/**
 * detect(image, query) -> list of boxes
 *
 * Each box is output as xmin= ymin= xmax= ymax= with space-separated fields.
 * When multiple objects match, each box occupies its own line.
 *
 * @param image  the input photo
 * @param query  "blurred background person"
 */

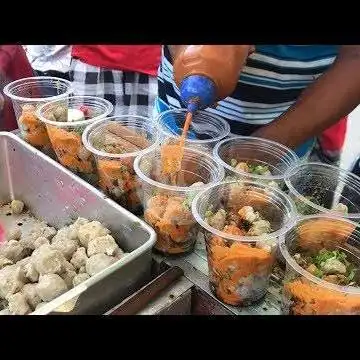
xmin=70 ymin=45 xmax=161 ymax=118
xmin=0 ymin=45 xmax=34 ymax=131
xmin=25 ymin=45 xmax=71 ymax=81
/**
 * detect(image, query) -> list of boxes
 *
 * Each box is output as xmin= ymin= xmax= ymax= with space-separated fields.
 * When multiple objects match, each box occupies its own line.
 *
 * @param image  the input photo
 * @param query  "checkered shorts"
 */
xmin=69 ymin=58 xmax=158 ymax=118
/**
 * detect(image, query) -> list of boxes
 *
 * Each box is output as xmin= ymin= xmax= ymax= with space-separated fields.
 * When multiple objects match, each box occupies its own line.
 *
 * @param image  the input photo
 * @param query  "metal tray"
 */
xmin=0 ymin=132 xmax=156 ymax=315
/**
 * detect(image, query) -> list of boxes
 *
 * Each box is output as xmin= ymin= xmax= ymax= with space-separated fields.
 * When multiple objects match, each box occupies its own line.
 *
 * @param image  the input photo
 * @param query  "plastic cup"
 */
xmin=285 ymin=162 xmax=360 ymax=220
xmin=279 ymin=215 xmax=360 ymax=315
xmin=134 ymin=146 xmax=225 ymax=255
xmin=192 ymin=180 xmax=296 ymax=306
xmin=82 ymin=115 xmax=159 ymax=215
xmin=213 ymin=136 xmax=299 ymax=188
xmin=156 ymin=109 xmax=230 ymax=152
xmin=3 ymin=77 xmax=72 ymax=152
xmin=36 ymin=96 xmax=113 ymax=183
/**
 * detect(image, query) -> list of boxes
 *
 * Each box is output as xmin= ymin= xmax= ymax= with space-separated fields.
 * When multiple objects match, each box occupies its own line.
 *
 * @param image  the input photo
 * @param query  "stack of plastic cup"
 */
xmin=82 ymin=115 xmax=159 ymax=215
xmin=3 ymin=76 xmax=72 ymax=153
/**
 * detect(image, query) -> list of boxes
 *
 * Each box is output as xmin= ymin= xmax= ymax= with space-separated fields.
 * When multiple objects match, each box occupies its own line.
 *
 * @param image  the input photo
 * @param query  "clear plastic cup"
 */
xmin=285 ymin=162 xmax=360 ymax=220
xmin=3 ymin=77 xmax=72 ymax=152
xmin=279 ymin=215 xmax=360 ymax=315
xmin=156 ymin=109 xmax=230 ymax=152
xmin=36 ymin=96 xmax=113 ymax=182
xmin=213 ymin=136 xmax=299 ymax=188
xmin=192 ymin=180 xmax=296 ymax=306
xmin=134 ymin=146 xmax=225 ymax=255
xmin=82 ymin=115 xmax=159 ymax=215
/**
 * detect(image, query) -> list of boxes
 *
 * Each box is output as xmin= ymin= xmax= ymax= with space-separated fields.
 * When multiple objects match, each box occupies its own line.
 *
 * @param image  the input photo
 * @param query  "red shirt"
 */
xmin=0 ymin=46 xmax=34 ymax=131
xmin=72 ymin=45 xmax=161 ymax=77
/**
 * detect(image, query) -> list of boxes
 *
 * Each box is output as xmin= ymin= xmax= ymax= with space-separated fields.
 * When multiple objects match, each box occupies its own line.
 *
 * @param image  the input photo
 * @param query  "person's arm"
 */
xmin=252 ymin=46 xmax=360 ymax=149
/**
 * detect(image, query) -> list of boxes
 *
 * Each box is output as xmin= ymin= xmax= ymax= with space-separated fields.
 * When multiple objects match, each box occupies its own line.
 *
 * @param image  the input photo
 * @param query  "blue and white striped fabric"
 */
xmin=156 ymin=45 xmax=339 ymax=157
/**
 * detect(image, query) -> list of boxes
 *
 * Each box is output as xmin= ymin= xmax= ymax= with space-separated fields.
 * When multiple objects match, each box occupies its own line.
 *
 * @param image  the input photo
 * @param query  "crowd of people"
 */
xmin=0 ymin=44 xmax=358 ymax=173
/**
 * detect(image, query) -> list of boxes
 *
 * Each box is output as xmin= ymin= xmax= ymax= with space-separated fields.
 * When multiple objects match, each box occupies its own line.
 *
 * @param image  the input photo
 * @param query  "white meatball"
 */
xmin=238 ymin=206 xmax=259 ymax=224
xmin=0 ymin=265 xmax=26 ymax=299
xmin=70 ymin=247 xmax=88 ymax=270
xmin=72 ymin=273 xmax=90 ymax=287
xmin=36 ymin=274 xmax=68 ymax=302
xmin=61 ymin=269 xmax=77 ymax=288
xmin=0 ymin=240 xmax=27 ymax=262
xmin=7 ymin=227 xmax=21 ymax=241
xmin=0 ymin=255 xmax=12 ymax=270
xmin=23 ymin=262 xmax=39 ymax=283
xmin=78 ymin=266 xmax=86 ymax=274
xmin=69 ymin=217 xmax=89 ymax=237
xmin=32 ymin=246 xmax=66 ymax=275
xmin=21 ymin=283 xmax=41 ymax=310
xmin=10 ymin=200 xmax=24 ymax=215
xmin=85 ymin=254 xmax=116 ymax=276
xmin=51 ymin=237 xmax=78 ymax=261
xmin=248 ymin=219 xmax=272 ymax=236
xmin=8 ymin=292 xmax=31 ymax=315
xmin=87 ymin=235 xmax=119 ymax=257
xmin=33 ymin=236 xmax=50 ymax=249
xmin=78 ymin=221 xmax=110 ymax=248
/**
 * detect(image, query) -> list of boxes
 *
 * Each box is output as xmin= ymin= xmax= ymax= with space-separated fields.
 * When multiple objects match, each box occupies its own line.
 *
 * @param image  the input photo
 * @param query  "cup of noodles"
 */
xmin=134 ymin=146 xmax=225 ymax=255
xmin=156 ymin=108 xmax=230 ymax=153
xmin=192 ymin=180 xmax=296 ymax=306
xmin=36 ymin=96 xmax=113 ymax=183
xmin=279 ymin=215 xmax=360 ymax=315
xmin=3 ymin=77 xmax=72 ymax=152
xmin=284 ymin=162 xmax=360 ymax=220
xmin=82 ymin=115 xmax=159 ymax=215
xmin=213 ymin=136 xmax=299 ymax=188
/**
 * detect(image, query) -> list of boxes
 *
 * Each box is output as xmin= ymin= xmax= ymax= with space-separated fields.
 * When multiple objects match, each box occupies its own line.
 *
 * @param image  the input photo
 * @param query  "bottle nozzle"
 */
xmin=179 ymin=75 xmax=216 ymax=112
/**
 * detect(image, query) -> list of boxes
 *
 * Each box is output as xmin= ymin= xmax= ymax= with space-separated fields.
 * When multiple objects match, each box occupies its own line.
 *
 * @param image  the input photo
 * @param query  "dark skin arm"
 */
xmin=252 ymin=45 xmax=360 ymax=149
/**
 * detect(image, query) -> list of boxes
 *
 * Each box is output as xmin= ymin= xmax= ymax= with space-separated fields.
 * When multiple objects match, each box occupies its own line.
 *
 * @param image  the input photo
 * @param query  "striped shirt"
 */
xmin=156 ymin=45 xmax=340 ymax=157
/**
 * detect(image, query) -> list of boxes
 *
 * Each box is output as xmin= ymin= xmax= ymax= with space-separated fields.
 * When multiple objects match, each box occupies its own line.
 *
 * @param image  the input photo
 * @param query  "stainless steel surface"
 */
xmin=0 ymin=132 xmax=156 ymax=315
xmin=107 ymin=266 xmax=184 ymax=315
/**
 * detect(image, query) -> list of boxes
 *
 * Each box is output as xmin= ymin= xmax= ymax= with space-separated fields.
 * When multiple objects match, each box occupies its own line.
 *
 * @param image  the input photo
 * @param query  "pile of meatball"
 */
xmin=0 ymin=200 xmax=127 ymax=315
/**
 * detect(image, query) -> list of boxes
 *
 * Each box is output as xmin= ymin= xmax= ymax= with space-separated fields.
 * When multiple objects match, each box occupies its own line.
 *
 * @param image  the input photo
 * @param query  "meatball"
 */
xmin=70 ymin=247 xmax=88 ymax=270
xmin=23 ymin=262 xmax=39 ymax=283
xmin=72 ymin=273 xmax=90 ymax=287
xmin=0 ymin=255 xmax=13 ymax=270
xmin=8 ymin=292 xmax=31 ymax=315
xmin=51 ymin=236 xmax=78 ymax=261
xmin=77 ymin=221 xmax=110 ymax=248
xmin=21 ymin=283 xmax=41 ymax=310
xmin=7 ymin=227 xmax=21 ymax=241
xmin=36 ymin=274 xmax=68 ymax=302
xmin=87 ymin=235 xmax=119 ymax=257
xmin=0 ymin=265 xmax=26 ymax=299
xmin=10 ymin=200 xmax=24 ymax=215
xmin=85 ymin=254 xmax=116 ymax=276
xmin=0 ymin=240 xmax=27 ymax=262
xmin=32 ymin=246 xmax=66 ymax=275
